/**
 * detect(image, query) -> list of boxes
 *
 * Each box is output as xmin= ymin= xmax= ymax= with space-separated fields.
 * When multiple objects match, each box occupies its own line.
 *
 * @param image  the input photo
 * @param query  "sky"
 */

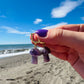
xmin=0 ymin=0 xmax=84 ymax=44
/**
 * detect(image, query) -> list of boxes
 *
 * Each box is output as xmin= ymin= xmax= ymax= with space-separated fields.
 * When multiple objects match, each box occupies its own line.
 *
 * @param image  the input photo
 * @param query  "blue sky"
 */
xmin=0 ymin=0 xmax=84 ymax=44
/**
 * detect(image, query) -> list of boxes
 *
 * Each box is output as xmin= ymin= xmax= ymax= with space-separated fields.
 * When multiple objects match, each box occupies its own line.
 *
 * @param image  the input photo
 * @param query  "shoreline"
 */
xmin=0 ymin=48 xmax=29 ymax=54
xmin=0 ymin=50 xmax=29 ymax=58
xmin=0 ymin=47 xmax=43 ymax=58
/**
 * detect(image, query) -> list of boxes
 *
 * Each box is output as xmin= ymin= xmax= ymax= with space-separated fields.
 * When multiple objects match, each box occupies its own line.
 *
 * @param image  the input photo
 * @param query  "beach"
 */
xmin=0 ymin=53 xmax=83 ymax=84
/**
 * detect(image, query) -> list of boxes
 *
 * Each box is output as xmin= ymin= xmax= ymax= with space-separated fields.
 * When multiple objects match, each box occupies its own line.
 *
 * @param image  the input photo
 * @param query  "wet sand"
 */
xmin=0 ymin=54 xmax=83 ymax=84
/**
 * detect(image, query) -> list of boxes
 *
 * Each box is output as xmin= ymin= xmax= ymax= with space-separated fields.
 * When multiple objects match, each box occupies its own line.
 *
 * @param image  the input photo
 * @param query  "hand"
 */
xmin=31 ymin=24 xmax=84 ymax=78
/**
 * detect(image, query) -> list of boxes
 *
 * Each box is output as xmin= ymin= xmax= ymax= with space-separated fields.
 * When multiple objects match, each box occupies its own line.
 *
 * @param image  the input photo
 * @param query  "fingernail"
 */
xmin=35 ymin=29 xmax=48 ymax=37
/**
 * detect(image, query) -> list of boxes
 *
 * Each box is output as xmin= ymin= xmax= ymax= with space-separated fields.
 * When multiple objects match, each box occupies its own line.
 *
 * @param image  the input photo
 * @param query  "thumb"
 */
xmin=35 ymin=29 xmax=63 ymax=45
xmin=35 ymin=29 xmax=84 ymax=52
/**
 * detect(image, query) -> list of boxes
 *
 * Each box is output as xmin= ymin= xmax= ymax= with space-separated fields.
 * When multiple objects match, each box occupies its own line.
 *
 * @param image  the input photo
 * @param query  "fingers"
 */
xmin=48 ymin=45 xmax=69 ymax=60
xmin=61 ymin=30 xmax=84 ymax=52
xmin=47 ymin=45 xmax=69 ymax=53
xmin=51 ymin=51 xmax=68 ymax=60
xmin=57 ymin=24 xmax=80 ymax=31
xmin=34 ymin=28 xmax=63 ymax=45
xmin=30 ymin=24 xmax=84 ymax=53
xmin=30 ymin=33 xmax=42 ymax=45
xmin=35 ymin=28 xmax=84 ymax=51
xmin=32 ymin=24 xmax=81 ymax=44
xmin=51 ymin=48 xmax=79 ymax=65
xmin=57 ymin=24 xmax=84 ymax=32
xmin=79 ymin=24 xmax=84 ymax=32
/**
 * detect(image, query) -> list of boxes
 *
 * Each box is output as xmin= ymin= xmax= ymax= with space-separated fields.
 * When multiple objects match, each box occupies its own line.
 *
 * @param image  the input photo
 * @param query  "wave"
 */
xmin=0 ymin=50 xmax=30 ymax=58
xmin=0 ymin=49 xmax=29 ymax=54
xmin=0 ymin=47 xmax=43 ymax=58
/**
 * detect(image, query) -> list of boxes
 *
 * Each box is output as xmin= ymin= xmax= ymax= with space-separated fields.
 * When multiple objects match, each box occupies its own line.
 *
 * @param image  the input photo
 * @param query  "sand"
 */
xmin=0 ymin=54 xmax=84 ymax=84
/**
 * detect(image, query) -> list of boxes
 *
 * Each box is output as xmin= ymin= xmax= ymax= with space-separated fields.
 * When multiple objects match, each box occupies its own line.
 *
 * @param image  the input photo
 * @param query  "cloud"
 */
xmin=1 ymin=26 xmax=30 ymax=36
xmin=42 ymin=22 xmax=68 ymax=29
xmin=0 ymin=15 xmax=6 ymax=18
xmin=81 ymin=17 xmax=84 ymax=21
xmin=51 ymin=0 xmax=84 ymax=18
xmin=34 ymin=18 xmax=43 ymax=24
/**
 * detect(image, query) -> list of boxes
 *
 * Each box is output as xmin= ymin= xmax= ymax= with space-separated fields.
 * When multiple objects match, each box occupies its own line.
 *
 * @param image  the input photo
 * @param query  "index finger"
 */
xmin=55 ymin=24 xmax=84 ymax=32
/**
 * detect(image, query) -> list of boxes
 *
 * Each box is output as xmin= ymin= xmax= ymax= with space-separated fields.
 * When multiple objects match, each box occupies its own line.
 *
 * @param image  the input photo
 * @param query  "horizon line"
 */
xmin=0 ymin=43 xmax=32 ymax=45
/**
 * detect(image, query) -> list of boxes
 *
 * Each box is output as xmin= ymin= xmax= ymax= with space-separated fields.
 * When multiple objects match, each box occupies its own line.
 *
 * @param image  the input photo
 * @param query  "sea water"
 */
xmin=0 ymin=44 xmax=34 ymax=50
xmin=0 ymin=44 xmax=34 ymax=58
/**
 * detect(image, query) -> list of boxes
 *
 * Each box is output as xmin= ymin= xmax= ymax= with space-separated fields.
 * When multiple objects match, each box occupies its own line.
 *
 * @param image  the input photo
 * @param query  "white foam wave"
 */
xmin=0 ymin=47 xmax=44 ymax=58
xmin=0 ymin=50 xmax=29 ymax=58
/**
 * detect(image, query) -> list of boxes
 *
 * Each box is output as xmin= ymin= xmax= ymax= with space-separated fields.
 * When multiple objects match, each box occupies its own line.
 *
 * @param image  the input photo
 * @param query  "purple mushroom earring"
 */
xmin=30 ymin=32 xmax=50 ymax=64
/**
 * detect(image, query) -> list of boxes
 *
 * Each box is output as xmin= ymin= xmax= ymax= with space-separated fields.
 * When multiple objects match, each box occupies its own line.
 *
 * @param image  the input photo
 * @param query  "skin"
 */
xmin=31 ymin=24 xmax=84 ymax=79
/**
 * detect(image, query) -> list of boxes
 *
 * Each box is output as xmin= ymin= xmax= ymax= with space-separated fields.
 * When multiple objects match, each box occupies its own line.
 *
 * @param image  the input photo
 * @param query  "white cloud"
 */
xmin=0 ymin=15 xmax=6 ymax=18
xmin=51 ymin=0 xmax=84 ymax=18
xmin=1 ymin=26 xmax=30 ymax=36
xmin=34 ymin=18 xmax=43 ymax=24
xmin=42 ymin=22 xmax=68 ymax=29
xmin=81 ymin=17 xmax=84 ymax=21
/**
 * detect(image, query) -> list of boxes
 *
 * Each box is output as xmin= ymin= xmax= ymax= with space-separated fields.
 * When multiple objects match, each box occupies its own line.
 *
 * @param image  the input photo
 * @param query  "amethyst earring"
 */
xmin=30 ymin=32 xmax=50 ymax=64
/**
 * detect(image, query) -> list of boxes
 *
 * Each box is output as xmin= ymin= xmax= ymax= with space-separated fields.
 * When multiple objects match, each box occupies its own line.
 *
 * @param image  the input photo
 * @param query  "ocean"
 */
xmin=0 ymin=44 xmax=34 ymax=58
xmin=0 ymin=44 xmax=34 ymax=50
